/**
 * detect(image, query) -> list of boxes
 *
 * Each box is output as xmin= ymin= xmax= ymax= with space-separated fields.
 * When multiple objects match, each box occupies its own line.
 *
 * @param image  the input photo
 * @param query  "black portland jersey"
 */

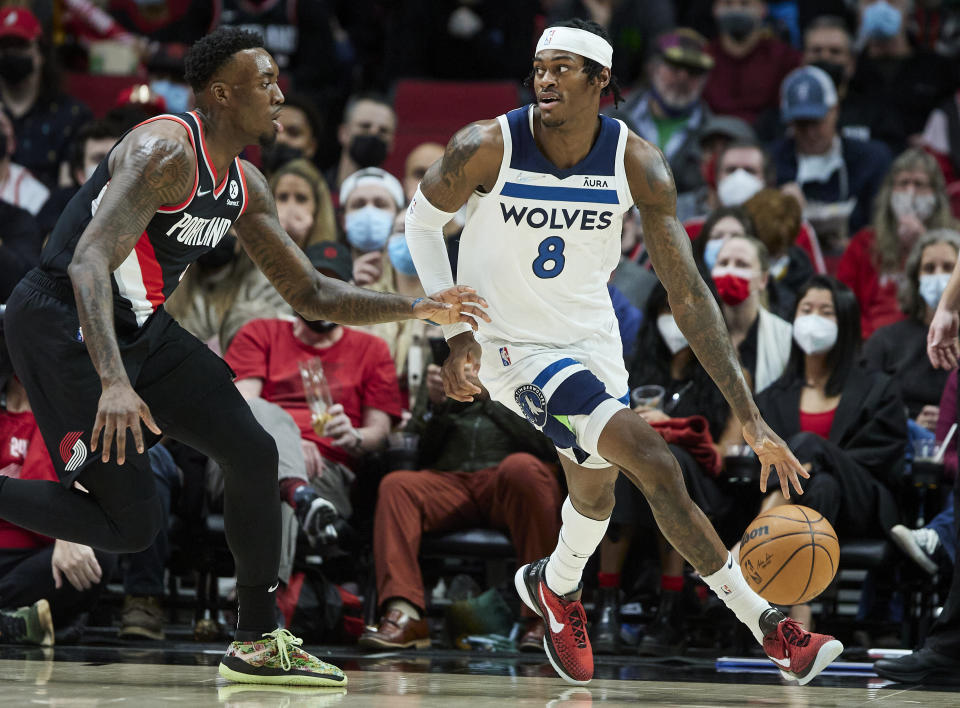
xmin=41 ymin=111 xmax=249 ymax=329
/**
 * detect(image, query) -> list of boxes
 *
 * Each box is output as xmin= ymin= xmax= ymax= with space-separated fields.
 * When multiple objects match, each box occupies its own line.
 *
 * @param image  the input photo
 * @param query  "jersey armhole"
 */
xmin=236 ymin=158 xmax=250 ymax=216
xmin=474 ymin=113 xmax=513 ymax=199
xmin=126 ymin=114 xmax=200 ymax=214
xmin=613 ymin=119 xmax=634 ymax=211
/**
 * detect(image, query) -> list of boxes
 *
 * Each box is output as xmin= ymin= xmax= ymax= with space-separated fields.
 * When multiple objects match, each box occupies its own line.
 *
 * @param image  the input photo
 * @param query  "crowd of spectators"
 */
xmin=1 ymin=0 xmax=960 ymax=660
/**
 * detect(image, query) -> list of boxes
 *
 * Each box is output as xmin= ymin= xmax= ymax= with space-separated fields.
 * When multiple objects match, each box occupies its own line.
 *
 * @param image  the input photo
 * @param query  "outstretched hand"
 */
xmin=742 ymin=418 xmax=809 ymax=499
xmin=928 ymin=306 xmax=960 ymax=370
xmin=413 ymin=286 xmax=490 ymax=330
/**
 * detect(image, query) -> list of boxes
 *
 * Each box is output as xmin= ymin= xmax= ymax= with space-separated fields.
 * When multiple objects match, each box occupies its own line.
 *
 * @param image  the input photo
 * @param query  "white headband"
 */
xmin=536 ymin=27 xmax=613 ymax=69
xmin=340 ymin=167 xmax=405 ymax=209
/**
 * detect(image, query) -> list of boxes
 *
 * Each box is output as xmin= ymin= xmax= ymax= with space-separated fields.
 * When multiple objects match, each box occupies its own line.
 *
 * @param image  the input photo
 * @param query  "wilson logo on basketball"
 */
xmin=59 ymin=431 xmax=87 ymax=472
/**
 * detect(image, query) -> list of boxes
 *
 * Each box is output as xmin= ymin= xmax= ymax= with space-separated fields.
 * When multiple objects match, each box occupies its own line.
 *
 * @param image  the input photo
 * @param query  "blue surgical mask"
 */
xmin=861 ymin=0 xmax=902 ymax=41
xmin=387 ymin=232 xmax=418 ymax=276
xmin=150 ymin=79 xmax=192 ymax=114
xmin=345 ymin=206 xmax=394 ymax=252
xmin=704 ymin=238 xmax=725 ymax=271
xmin=919 ymin=273 xmax=951 ymax=309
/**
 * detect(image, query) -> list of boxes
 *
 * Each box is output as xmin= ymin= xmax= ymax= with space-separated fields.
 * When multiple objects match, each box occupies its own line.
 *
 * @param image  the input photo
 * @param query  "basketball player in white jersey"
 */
xmin=405 ymin=19 xmax=844 ymax=686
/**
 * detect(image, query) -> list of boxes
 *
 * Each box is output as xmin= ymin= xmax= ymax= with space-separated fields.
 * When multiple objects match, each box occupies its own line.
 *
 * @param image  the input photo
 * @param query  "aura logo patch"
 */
xmin=515 ymin=384 xmax=547 ymax=428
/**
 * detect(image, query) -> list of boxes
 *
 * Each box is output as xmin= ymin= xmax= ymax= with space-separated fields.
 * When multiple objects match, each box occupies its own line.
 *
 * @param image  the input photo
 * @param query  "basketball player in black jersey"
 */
xmin=0 ymin=28 xmax=487 ymax=687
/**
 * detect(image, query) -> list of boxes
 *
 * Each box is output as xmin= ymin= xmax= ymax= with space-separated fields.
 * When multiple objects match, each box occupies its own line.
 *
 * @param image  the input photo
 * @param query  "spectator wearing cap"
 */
xmin=224 ymin=241 xmax=403 ymax=578
xmin=607 ymin=29 xmax=715 ymax=214
xmin=0 ymin=7 xmax=91 ymax=189
xmin=848 ymin=0 xmax=956 ymax=155
xmin=772 ymin=65 xmax=892 ymax=259
xmin=702 ymin=0 xmax=801 ymax=126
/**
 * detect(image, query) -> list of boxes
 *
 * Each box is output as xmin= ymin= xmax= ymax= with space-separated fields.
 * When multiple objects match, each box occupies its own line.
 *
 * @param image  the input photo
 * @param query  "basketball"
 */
xmin=739 ymin=505 xmax=839 ymax=605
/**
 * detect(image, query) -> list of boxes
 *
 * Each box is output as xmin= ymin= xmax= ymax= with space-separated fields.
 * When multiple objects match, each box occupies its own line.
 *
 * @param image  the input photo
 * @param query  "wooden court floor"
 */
xmin=0 ymin=644 xmax=958 ymax=707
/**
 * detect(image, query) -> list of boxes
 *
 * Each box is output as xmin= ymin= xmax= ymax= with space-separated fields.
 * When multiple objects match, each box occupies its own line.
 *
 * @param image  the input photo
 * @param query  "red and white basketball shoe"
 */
xmin=515 ymin=557 xmax=592 ymax=685
xmin=761 ymin=608 xmax=844 ymax=685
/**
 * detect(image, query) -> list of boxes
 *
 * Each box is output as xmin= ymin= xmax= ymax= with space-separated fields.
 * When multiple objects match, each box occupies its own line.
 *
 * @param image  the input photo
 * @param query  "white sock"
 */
xmin=386 ymin=597 xmax=421 ymax=621
xmin=545 ymin=497 xmax=609 ymax=596
xmin=701 ymin=552 xmax=773 ymax=644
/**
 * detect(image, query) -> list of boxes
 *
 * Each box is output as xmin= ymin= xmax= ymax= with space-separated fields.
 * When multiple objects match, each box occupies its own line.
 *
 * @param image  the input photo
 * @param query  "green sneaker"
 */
xmin=218 ymin=628 xmax=347 ymax=687
xmin=0 ymin=599 xmax=54 ymax=646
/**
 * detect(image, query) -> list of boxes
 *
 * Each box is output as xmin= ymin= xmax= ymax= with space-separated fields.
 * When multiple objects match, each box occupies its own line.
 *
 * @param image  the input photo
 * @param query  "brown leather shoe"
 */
xmin=518 ymin=617 xmax=545 ymax=652
xmin=359 ymin=609 xmax=430 ymax=649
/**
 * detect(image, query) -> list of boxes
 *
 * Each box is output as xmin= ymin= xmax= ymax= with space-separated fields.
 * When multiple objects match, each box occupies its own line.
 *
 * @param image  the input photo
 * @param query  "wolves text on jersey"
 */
xmin=500 ymin=203 xmax=614 ymax=231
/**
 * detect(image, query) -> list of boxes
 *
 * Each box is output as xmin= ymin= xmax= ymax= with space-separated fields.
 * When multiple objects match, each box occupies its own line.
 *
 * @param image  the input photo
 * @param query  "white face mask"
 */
xmin=656 ymin=313 xmax=689 ymax=355
xmin=919 ymin=272 xmax=951 ymax=309
xmin=717 ymin=168 xmax=764 ymax=206
xmin=703 ymin=237 xmax=726 ymax=270
xmin=792 ymin=314 xmax=838 ymax=355
xmin=890 ymin=190 xmax=937 ymax=221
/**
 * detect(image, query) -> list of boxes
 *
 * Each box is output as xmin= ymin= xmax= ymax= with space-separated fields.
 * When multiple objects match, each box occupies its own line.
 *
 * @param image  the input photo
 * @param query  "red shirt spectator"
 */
xmin=703 ymin=34 xmax=800 ymax=125
xmin=226 ymin=318 xmax=403 ymax=467
xmin=0 ymin=409 xmax=56 ymax=549
xmin=836 ymin=227 xmax=906 ymax=339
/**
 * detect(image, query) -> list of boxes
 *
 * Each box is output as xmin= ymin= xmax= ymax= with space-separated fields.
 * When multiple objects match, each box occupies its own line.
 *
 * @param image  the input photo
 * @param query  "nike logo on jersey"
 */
xmin=540 ymin=585 xmax=565 ymax=634
xmin=513 ymin=172 xmax=545 ymax=183
xmin=197 ymin=188 xmax=211 ymax=196
xmin=770 ymin=656 xmax=792 ymax=668
xmin=165 ymin=212 xmax=232 ymax=248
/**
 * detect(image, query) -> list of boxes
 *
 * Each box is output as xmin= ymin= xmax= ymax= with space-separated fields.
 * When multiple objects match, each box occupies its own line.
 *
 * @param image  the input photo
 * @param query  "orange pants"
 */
xmin=373 ymin=452 xmax=561 ymax=615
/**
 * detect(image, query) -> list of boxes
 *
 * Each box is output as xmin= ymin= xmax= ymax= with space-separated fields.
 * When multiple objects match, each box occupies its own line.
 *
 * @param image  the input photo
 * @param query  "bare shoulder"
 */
xmin=106 ymin=119 xmax=196 ymax=206
xmin=237 ymin=159 xmax=274 ymax=216
xmin=420 ymin=119 xmax=504 ymax=211
xmin=623 ymin=131 xmax=676 ymax=211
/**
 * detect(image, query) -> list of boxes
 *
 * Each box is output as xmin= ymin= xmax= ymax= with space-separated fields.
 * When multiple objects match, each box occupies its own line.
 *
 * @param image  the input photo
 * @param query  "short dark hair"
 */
xmin=717 ymin=139 xmax=774 ymax=186
xmin=342 ymin=91 xmax=394 ymax=126
xmin=184 ymin=27 xmax=264 ymax=93
xmin=691 ymin=206 xmax=756 ymax=265
xmin=786 ymin=275 xmax=861 ymax=397
xmin=525 ymin=18 xmax=624 ymax=107
xmin=70 ymin=118 xmax=124 ymax=173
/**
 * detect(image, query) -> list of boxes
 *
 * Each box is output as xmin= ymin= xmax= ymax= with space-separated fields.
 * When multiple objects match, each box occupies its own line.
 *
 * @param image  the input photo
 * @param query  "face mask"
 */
xmin=890 ymin=190 xmax=937 ymax=222
xmin=345 ymin=205 xmax=394 ymax=251
xmin=149 ymin=79 xmax=191 ymax=114
xmin=717 ymin=168 xmax=764 ymax=206
xmin=648 ymin=84 xmax=698 ymax=119
xmin=297 ymin=314 xmax=338 ymax=334
xmin=0 ymin=54 xmax=34 ymax=85
xmin=197 ymin=235 xmax=237 ymax=269
xmin=656 ymin=314 xmax=689 ymax=355
xmin=260 ymin=143 xmax=304 ymax=174
xmin=703 ymin=237 xmax=725 ymax=270
xmin=348 ymin=134 xmax=388 ymax=168
xmin=919 ymin=273 xmax=951 ymax=309
xmin=712 ymin=265 xmax=755 ymax=306
xmin=387 ymin=232 xmax=418 ymax=276
xmin=811 ymin=60 xmax=847 ymax=90
xmin=792 ymin=314 xmax=838 ymax=355
xmin=861 ymin=0 xmax=902 ymax=41
xmin=716 ymin=10 xmax=758 ymax=42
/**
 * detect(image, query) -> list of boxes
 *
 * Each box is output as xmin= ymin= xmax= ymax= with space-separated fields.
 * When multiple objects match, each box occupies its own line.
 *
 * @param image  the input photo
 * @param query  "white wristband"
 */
xmin=406 ymin=186 xmax=472 ymax=340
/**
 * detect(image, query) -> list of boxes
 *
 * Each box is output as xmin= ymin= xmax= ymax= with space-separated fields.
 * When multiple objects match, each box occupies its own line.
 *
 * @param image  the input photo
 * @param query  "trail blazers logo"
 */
xmin=59 ymin=431 xmax=87 ymax=472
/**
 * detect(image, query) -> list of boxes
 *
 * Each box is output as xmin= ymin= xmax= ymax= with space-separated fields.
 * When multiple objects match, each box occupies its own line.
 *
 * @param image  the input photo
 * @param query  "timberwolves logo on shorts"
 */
xmin=515 ymin=384 xmax=547 ymax=428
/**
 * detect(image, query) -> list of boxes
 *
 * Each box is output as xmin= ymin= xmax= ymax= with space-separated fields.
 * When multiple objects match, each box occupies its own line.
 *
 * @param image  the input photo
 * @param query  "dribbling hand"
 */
xmin=742 ymin=418 xmax=809 ymax=499
xmin=91 ymin=382 xmax=162 ymax=465
xmin=414 ymin=286 xmax=490 ymax=331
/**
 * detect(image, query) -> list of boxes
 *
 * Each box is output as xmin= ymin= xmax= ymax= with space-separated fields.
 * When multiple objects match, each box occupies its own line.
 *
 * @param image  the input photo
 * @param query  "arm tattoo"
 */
xmin=235 ymin=162 xmax=428 ymax=325
xmin=69 ymin=132 xmax=194 ymax=387
xmin=438 ymin=123 xmax=484 ymax=190
xmin=636 ymin=148 xmax=760 ymax=425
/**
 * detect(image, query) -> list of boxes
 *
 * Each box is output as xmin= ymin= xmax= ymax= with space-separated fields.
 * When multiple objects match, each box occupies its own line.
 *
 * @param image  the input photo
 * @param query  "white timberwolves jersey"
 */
xmin=458 ymin=105 xmax=634 ymax=348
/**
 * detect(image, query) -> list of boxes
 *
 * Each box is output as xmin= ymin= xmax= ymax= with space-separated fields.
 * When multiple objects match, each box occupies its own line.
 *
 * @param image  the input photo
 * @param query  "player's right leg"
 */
xmin=596 ymin=410 xmax=843 ymax=685
xmin=137 ymin=332 xmax=344 ymax=687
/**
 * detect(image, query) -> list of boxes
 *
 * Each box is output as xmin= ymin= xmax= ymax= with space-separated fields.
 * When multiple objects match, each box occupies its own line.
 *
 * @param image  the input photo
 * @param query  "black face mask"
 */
xmin=260 ymin=143 xmax=303 ymax=175
xmin=811 ymin=60 xmax=847 ymax=91
xmin=0 ymin=132 xmax=7 ymax=160
xmin=297 ymin=314 xmax=338 ymax=334
xmin=716 ymin=11 xmax=758 ymax=43
xmin=197 ymin=235 xmax=237 ymax=269
xmin=348 ymin=134 xmax=388 ymax=168
xmin=0 ymin=54 xmax=34 ymax=85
